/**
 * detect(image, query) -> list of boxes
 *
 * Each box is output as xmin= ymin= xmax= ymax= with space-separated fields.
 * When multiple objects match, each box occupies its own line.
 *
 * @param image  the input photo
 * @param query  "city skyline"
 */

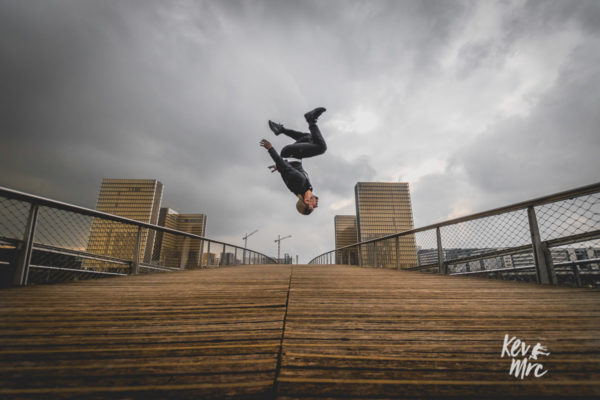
xmin=1 ymin=1 xmax=599 ymax=262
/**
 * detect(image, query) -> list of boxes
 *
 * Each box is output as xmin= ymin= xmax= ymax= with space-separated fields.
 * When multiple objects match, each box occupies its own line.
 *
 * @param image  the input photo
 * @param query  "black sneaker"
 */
xmin=268 ymin=120 xmax=284 ymax=135
xmin=304 ymin=107 xmax=326 ymax=124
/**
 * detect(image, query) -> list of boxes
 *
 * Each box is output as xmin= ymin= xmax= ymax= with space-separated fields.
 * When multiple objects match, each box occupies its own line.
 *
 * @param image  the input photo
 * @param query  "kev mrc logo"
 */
xmin=501 ymin=334 xmax=550 ymax=379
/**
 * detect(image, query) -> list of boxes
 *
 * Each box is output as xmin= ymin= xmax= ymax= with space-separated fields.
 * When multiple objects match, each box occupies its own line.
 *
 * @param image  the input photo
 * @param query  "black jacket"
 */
xmin=268 ymin=148 xmax=312 ymax=196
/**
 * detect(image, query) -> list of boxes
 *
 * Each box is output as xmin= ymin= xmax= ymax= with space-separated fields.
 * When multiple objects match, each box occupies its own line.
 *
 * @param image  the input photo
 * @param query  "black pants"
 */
xmin=280 ymin=123 xmax=327 ymax=159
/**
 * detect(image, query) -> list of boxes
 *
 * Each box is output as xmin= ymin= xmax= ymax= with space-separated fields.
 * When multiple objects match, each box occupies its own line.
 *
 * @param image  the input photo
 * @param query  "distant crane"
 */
xmin=274 ymin=234 xmax=292 ymax=263
xmin=242 ymin=229 xmax=258 ymax=264
xmin=243 ymin=229 xmax=258 ymax=248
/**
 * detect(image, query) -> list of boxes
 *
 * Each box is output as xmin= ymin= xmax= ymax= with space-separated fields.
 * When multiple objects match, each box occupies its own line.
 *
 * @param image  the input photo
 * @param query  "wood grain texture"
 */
xmin=0 ymin=264 xmax=599 ymax=399
xmin=0 ymin=265 xmax=291 ymax=399
xmin=279 ymin=265 xmax=600 ymax=399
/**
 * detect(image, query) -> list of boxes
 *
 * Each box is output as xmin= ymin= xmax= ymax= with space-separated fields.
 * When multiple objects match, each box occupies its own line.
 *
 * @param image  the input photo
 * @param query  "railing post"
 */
xmin=179 ymin=236 xmax=189 ymax=269
xmin=220 ymin=243 xmax=226 ymax=266
xmin=527 ymin=206 xmax=556 ymax=284
xmin=358 ymin=244 xmax=363 ymax=267
xmin=395 ymin=236 xmax=400 ymax=270
xmin=374 ymin=243 xmax=378 ymax=268
xmin=572 ymin=263 xmax=582 ymax=287
xmin=199 ymin=240 xmax=205 ymax=268
xmin=131 ymin=226 xmax=142 ymax=275
xmin=13 ymin=203 xmax=39 ymax=286
xmin=234 ymin=248 xmax=238 ymax=265
xmin=207 ymin=242 xmax=211 ymax=266
xmin=436 ymin=227 xmax=446 ymax=274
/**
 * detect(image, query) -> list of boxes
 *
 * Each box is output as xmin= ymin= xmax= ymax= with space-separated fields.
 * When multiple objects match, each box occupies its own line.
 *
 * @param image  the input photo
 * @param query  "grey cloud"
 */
xmin=456 ymin=39 xmax=600 ymax=202
xmin=1 ymin=0 xmax=599 ymax=260
xmin=309 ymin=153 xmax=376 ymax=197
xmin=411 ymin=171 xmax=471 ymax=226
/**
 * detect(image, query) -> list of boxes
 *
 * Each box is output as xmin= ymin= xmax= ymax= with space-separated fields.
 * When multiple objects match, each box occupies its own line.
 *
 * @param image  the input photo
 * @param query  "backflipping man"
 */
xmin=260 ymin=107 xmax=327 ymax=215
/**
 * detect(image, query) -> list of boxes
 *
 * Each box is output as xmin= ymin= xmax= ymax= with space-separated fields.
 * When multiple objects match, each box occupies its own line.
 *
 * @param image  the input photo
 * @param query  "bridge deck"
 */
xmin=0 ymin=265 xmax=598 ymax=399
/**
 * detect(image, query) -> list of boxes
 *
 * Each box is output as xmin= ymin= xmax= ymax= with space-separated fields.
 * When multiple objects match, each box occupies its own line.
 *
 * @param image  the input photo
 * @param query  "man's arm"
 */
xmin=260 ymin=139 xmax=291 ymax=173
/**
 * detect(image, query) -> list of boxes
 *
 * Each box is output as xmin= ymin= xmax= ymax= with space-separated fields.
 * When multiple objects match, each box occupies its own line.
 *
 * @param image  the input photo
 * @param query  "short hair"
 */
xmin=296 ymin=195 xmax=313 ymax=215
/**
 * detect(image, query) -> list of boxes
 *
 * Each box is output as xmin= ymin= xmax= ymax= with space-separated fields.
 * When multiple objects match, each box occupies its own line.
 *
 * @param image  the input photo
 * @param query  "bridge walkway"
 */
xmin=0 ymin=265 xmax=599 ymax=399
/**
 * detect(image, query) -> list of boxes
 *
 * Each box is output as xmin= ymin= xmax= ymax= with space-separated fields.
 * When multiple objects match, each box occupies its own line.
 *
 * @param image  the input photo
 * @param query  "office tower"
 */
xmin=354 ymin=182 xmax=418 ymax=268
xmin=203 ymin=252 xmax=216 ymax=266
xmin=153 ymin=208 xmax=207 ymax=268
xmin=220 ymin=252 xmax=237 ymax=266
xmin=86 ymin=179 xmax=163 ymax=269
xmin=334 ymin=215 xmax=359 ymax=264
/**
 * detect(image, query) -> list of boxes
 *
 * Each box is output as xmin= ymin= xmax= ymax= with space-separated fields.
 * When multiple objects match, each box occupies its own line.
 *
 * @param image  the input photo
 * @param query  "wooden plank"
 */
xmin=0 ymin=264 xmax=598 ymax=399
xmin=277 ymin=265 xmax=600 ymax=399
xmin=0 ymin=265 xmax=291 ymax=399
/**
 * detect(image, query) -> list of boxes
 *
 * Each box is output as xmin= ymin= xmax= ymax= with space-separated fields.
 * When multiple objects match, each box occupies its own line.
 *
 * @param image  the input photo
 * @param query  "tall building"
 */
xmin=153 ymin=208 xmax=207 ymax=268
xmin=354 ymin=182 xmax=418 ymax=268
xmin=86 ymin=179 xmax=163 ymax=269
xmin=334 ymin=215 xmax=359 ymax=264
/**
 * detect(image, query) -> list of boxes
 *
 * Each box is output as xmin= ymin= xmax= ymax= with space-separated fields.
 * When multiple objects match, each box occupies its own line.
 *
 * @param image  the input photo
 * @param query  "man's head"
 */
xmin=296 ymin=194 xmax=318 ymax=215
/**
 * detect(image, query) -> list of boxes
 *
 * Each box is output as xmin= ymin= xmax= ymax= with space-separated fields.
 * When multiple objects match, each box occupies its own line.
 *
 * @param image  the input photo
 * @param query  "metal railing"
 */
xmin=0 ymin=186 xmax=276 ymax=287
xmin=309 ymin=182 xmax=600 ymax=288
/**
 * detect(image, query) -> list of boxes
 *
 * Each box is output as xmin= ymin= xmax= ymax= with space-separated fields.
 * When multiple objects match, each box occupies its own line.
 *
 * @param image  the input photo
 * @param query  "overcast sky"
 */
xmin=1 ymin=0 xmax=599 ymax=262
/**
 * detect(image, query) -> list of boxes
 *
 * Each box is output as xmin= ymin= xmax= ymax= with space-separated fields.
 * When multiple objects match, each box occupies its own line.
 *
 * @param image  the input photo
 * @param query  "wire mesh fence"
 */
xmin=0 ymin=187 xmax=276 ymax=288
xmin=310 ymin=182 xmax=600 ymax=288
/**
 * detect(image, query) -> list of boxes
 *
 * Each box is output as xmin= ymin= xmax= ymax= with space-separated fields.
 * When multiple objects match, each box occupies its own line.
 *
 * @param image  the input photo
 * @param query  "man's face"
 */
xmin=308 ymin=195 xmax=319 ymax=210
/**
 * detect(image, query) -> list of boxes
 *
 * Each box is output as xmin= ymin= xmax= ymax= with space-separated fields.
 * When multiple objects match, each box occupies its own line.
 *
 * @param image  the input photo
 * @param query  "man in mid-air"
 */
xmin=260 ymin=107 xmax=327 ymax=215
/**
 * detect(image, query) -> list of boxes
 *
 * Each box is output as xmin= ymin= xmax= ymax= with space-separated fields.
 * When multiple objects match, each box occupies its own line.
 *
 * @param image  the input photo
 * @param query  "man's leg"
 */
xmin=281 ymin=128 xmax=311 ymax=142
xmin=281 ymin=123 xmax=327 ymax=159
xmin=269 ymin=121 xmax=310 ymax=142
xmin=307 ymin=123 xmax=327 ymax=153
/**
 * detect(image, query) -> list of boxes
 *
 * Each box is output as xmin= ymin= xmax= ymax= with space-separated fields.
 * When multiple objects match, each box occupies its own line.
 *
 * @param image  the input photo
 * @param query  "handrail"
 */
xmin=0 ymin=185 xmax=245 ymax=248
xmin=310 ymin=181 xmax=600 ymax=259
xmin=0 ymin=185 xmax=277 ymax=286
xmin=308 ymin=181 xmax=600 ymax=288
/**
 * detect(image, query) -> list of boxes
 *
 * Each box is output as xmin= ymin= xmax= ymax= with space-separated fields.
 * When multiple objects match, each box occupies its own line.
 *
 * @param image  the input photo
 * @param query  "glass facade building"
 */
xmin=354 ymin=182 xmax=418 ymax=269
xmin=153 ymin=208 xmax=207 ymax=268
xmin=334 ymin=215 xmax=359 ymax=264
xmin=86 ymin=179 xmax=163 ymax=270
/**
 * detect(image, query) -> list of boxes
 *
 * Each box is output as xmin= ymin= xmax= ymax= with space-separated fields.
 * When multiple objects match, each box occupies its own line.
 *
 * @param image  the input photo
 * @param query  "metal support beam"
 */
xmin=179 ymin=236 xmax=189 ymax=269
xmin=358 ymin=244 xmax=362 ymax=267
xmin=220 ymin=243 xmax=226 ymax=266
xmin=13 ymin=204 xmax=39 ymax=286
xmin=207 ymin=242 xmax=211 ymax=266
xmin=527 ymin=206 xmax=556 ymax=284
xmin=436 ymin=227 xmax=446 ymax=274
xmin=131 ymin=226 xmax=142 ymax=275
xmin=572 ymin=264 xmax=582 ymax=287
xmin=199 ymin=240 xmax=205 ymax=268
xmin=395 ymin=236 xmax=400 ymax=270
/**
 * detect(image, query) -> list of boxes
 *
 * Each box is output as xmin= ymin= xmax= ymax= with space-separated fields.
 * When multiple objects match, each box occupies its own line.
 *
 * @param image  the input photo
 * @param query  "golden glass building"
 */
xmin=354 ymin=182 xmax=418 ymax=269
xmin=334 ymin=215 xmax=359 ymax=264
xmin=86 ymin=179 xmax=163 ymax=270
xmin=153 ymin=208 xmax=207 ymax=268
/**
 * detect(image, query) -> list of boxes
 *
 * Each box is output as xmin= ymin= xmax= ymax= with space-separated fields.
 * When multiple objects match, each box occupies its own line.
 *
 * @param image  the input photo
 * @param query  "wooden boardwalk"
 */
xmin=0 ymin=265 xmax=599 ymax=399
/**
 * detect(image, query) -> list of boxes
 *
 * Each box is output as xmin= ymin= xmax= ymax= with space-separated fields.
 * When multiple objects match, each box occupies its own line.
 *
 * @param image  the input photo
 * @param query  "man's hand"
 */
xmin=268 ymin=164 xmax=277 ymax=173
xmin=260 ymin=139 xmax=272 ymax=150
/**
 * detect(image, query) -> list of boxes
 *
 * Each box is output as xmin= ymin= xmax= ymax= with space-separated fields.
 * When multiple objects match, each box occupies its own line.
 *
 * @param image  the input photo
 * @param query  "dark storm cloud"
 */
xmin=1 ymin=0 xmax=599 ymax=259
xmin=458 ymin=39 xmax=600 ymax=198
xmin=0 ymin=0 xmax=276 ymax=205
